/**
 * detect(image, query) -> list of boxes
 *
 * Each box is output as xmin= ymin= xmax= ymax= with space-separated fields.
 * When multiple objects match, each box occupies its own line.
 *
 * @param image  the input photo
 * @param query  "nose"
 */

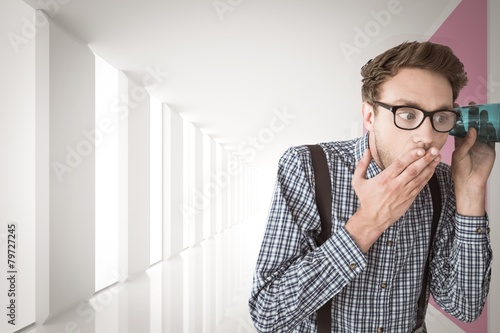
xmin=413 ymin=116 xmax=434 ymax=146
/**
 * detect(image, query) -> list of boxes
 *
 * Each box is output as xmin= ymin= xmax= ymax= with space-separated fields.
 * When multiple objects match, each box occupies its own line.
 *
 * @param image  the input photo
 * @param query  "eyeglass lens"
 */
xmin=394 ymin=107 xmax=457 ymax=132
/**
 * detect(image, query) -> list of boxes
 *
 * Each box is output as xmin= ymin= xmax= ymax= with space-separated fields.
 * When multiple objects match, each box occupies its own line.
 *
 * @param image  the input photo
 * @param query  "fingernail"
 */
xmin=417 ymin=149 xmax=424 ymax=156
xmin=430 ymin=148 xmax=439 ymax=156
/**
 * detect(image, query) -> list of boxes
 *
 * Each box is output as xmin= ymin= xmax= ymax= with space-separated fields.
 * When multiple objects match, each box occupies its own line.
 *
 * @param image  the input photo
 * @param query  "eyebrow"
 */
xmin=392 ymin=98 xmax=453 ymax=111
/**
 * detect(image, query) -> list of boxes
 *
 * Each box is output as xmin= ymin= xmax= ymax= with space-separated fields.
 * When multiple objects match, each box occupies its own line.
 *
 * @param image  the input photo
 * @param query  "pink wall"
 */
xmin=429 ymin=0 xmax=488 ymax=332
xmin=432 ymin=0 xmax=488 ymax=165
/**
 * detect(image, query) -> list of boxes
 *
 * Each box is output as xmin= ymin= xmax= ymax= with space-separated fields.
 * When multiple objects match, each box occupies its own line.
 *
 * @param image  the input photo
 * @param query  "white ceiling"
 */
xmin=22 ymin=0 xmax=458 ymax=170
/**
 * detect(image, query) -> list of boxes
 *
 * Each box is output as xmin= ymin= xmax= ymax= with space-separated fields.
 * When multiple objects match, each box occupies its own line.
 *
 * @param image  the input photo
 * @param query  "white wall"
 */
xmin=0 ymin=2 xmax=36 ymax=332
xmin=36 ymin=11 xmax=96 ymax=322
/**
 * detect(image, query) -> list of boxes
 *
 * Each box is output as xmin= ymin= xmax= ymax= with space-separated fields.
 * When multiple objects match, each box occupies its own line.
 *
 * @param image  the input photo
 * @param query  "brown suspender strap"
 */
xmin=308 ymin=144 xmax=441 ymax=333
xmin=308 ymin=145 xmax=332 ymax=246
xmin=414 ymin=172 xmax=442 ymax=331
xmin=307 ymin=145 xmax=332 ymax=333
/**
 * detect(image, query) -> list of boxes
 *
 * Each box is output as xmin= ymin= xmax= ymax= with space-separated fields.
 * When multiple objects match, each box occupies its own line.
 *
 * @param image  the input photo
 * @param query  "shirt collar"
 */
xmin=354 ymin=132 xmax=382 ymax=179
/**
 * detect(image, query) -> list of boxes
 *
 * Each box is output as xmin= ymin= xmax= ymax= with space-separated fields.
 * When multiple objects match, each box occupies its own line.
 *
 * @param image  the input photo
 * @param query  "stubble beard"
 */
xmin=373 ymin=132 xmax=394 ymax=171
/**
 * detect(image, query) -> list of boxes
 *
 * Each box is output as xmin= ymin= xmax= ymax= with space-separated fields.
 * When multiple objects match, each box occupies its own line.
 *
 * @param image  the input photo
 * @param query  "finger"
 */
xmin=388 ymin=146 xmax=440 ymax=180
xmin=454 ymin=127 xmax=477 ymax=161
xmin=405 ymin=157 xmax=440 ymax=195
xmin=398 ymin=154 xmax=439 ymax=195
xmin=352 ymin=148 xmax=371 ymax=187
xmin=395 ymin=147 xmax=440 ymax=187
xmin=385 ymin=147 xmax=426 ymax=177
xmin=454 ymin=135 xmax=464 ymax=149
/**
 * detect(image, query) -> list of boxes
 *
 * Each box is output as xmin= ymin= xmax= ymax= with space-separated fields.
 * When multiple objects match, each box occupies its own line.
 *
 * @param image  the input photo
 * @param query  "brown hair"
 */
xmin=361 ymin=41 xmax=468 ymax=104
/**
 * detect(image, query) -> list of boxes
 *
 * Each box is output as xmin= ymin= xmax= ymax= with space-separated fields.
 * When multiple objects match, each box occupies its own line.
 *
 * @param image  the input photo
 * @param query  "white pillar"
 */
xmin=1 ymin=3 xmax=36 ymax=332
xmin=194 ymin=127 xmax=204 ymax=244
xmin=163 ymin=104 xmax=184 ymax=258
xmin=202 ymin=238 xmax=216 ymax=332
xmin=210 ymin=139 xmax=218 ymax=238
xmin=35 ymin=11 xmax=96 ymax=322
xmin=202 ymin=134 xmax=212 ymax=240
xmin=221 ymin=150 xmax=228 ymax=231
xmin=118 ymin=72 xmax=129 ymax=281
xmin=226 ymin=153 xmax=233 ymax=229
xmin=162 ymin=256 xmax=184 ymax=332
xmin=215 ymin=143 xmax=223 ymax=234
xmin=118 ymin=73 xmax=150 ymax=280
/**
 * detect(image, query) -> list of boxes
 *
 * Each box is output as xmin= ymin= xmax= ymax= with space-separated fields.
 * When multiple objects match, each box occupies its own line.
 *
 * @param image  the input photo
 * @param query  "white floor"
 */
xmin=18 ymin=214 xmax=466 ymax=333
xmin=23 ymin=217 xmax=262 ymax=333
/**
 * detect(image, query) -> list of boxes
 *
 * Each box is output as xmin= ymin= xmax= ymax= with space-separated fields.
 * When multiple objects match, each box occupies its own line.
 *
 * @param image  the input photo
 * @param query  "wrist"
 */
xmin=345 ymin=210 xmax=386 ymax=253
xmin=455 ymin=186 xmax=486 ymax=216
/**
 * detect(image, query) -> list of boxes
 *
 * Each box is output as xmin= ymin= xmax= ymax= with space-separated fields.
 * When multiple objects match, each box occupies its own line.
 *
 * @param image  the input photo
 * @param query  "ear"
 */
xmin=362 ymin=102 xmax=375 ymax=131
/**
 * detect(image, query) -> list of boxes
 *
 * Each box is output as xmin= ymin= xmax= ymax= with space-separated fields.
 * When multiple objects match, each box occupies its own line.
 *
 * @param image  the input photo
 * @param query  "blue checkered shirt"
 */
xmin=249 ymin=134 xmax=491 ymax=333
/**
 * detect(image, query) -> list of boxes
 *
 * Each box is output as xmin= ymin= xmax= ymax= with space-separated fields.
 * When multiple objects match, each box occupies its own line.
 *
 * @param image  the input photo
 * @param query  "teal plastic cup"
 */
xmin=449 ymin=103 xmax=500 ymax=142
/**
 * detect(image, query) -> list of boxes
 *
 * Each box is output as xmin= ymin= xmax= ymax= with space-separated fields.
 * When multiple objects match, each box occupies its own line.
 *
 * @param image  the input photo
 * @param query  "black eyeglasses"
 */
xmin=374 ymin=101 xmax=461 ymax=133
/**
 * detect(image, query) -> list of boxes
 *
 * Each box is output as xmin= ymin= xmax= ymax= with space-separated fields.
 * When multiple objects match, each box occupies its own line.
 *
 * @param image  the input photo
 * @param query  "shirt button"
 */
xmin=377 ymin=327 xmax=384 ymax=333
xmin=349 ymin=263 xmax=357 ymax=270
xmin=380 ymin=282 xmax=387 ymax=289
xmin=386 ymin=240 xmax=393 ymax=246
xmin=477 ymin=227 xmax=483 ymax=234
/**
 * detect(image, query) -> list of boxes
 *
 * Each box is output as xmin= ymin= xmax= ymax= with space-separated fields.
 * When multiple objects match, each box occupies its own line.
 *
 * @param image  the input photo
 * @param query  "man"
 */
xmin=249 ymin=41 xmax=495 ymax=332
xmin=479 ymin=109 xmax=498 ymax=142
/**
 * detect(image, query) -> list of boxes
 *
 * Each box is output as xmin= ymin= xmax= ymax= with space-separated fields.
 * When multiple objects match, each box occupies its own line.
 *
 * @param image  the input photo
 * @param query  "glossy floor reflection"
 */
xmin=22 ymin=213 xmax=466 ymax=333
xmin=25 ymin=216 xmax=263 ymax=333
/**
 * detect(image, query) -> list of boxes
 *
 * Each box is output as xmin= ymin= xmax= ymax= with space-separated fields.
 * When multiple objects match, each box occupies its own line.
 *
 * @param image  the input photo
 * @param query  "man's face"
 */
xmin=363 ymin=67 xmax=453 ymax=169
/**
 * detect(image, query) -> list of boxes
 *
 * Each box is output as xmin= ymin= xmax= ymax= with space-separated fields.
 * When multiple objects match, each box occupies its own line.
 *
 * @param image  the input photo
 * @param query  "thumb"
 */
xmin=454 ymin=127 xmax=477 ymax=161
xmin=353 ymin=148 xmax=371 ymax=186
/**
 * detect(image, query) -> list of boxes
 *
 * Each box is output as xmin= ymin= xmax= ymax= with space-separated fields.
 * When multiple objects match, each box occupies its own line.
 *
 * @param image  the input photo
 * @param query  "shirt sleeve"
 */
xmin=429 ymin=170 xmax=492 ymax=322
xmin=248 ymin=147 xmax=366 ymax=333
